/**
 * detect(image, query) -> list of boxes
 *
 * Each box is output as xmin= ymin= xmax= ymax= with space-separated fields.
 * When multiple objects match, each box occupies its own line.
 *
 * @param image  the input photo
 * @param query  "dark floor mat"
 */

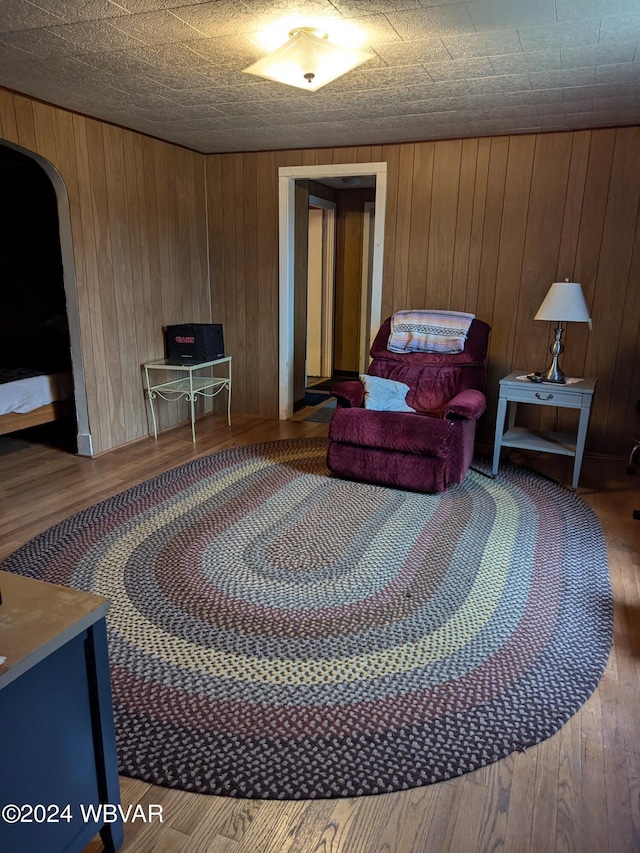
xmin=308 ymin=374 xmax=357 ymax=392
xmin=304 ymin=390 xmax=331 ymax=406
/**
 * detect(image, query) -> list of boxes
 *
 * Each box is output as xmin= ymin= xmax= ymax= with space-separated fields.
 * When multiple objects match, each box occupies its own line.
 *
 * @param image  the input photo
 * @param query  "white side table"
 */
xmin=492 ymin=371 xmax=597 ymax=490
xmin=144 ymin=356 xmax=232 ymax=443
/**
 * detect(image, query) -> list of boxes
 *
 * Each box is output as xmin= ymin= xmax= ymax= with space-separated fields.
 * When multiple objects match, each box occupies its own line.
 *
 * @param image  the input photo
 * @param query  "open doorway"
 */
xmin=278 ymin=162 xmax=387 ymax=420
xmin=305 ymin=195 xmax=336 ymax=398
xmin=0 ymin=140 xmax=91 ymax=455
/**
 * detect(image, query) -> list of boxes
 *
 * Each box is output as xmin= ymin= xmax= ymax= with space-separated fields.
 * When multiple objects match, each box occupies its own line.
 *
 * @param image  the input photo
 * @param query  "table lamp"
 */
xmin=534 ymin=279 xmax=592 ymax=383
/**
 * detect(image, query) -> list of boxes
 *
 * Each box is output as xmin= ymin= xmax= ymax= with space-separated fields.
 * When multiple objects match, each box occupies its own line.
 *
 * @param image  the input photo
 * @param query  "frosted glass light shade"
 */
xmin=243 ymin=29 xmax=374 ymax=92
xmin=534 ymin=280 xmax=592 ymax=326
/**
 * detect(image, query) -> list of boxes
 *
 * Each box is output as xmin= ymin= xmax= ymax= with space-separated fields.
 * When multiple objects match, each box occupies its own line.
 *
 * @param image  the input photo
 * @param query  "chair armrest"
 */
xmin=332 ymin=380 xmax=364 ymax=408
xmin=443 ymin=389 xmax=487 ymax=420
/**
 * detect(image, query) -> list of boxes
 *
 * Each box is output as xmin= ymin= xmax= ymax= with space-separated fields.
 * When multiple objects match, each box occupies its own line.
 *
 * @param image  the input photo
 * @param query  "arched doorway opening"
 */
xmin=0 ymin=140 xmax=91 ymax=455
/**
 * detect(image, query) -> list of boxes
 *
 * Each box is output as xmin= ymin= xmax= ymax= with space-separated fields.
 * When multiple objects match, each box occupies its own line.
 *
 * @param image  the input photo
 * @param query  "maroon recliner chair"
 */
xmin=327 ymin=316 xmax=491 ymax=493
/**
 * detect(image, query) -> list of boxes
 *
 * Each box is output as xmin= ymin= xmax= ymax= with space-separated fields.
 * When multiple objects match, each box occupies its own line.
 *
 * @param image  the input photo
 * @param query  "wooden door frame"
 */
xmin=278 ymin=162 xmax=387 ymax=420
xmin=359 ymin=200 xmax=376 ymax=375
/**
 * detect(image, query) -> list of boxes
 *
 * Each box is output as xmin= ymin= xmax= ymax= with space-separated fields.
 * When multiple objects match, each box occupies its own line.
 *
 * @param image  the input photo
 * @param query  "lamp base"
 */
xmin=541 ymin=323 xmax=567 ymax=384
xmin=541 ymin=360 xmax=567 ymax=383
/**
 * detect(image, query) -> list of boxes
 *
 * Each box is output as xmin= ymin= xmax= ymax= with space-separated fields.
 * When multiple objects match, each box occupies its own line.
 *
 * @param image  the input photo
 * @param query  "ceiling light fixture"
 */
xmin=243 ymin=27 xmax=374 ymax=92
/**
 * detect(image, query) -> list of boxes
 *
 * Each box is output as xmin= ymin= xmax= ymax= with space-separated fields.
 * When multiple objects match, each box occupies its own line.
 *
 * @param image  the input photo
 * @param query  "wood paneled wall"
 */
xmin=0 ymin=89 xmax=210 ymax=455
xmin=1 ymin=85 xmax=636 ymax=460
xmin=206 ymin=130 xmax=640 ymax=457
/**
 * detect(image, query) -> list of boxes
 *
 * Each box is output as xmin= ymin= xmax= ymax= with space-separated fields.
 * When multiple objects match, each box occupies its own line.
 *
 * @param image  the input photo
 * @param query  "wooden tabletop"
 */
xmin=0 ymin=570 xmax=109 ymax=689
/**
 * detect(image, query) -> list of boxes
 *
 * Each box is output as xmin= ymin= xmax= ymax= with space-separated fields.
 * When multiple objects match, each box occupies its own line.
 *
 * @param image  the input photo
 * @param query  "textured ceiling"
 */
xmin=0 ymin=0 xmax=638 ymax=154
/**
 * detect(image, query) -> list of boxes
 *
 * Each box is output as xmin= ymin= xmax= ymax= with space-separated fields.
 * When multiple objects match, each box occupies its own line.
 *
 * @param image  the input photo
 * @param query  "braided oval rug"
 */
xmin=1 ymin=438 xmax=612 ymax=799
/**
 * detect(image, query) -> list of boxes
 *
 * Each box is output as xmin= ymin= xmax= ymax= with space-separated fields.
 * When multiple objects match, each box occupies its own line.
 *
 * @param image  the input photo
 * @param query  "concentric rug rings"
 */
xmin=0 ymin=438 xmax=612 ymax=799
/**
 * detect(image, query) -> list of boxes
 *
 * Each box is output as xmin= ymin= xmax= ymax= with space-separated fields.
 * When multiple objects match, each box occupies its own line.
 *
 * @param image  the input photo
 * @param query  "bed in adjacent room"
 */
xmin=0 ymin=314 xmax=74 ymax=437
xmin=0 ymin=366 xmax=73 ymax=436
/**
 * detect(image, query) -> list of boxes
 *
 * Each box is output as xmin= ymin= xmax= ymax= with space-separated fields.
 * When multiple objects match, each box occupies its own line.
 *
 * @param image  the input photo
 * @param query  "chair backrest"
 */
xmin=368 ymin=316 xmax=491 ymax=414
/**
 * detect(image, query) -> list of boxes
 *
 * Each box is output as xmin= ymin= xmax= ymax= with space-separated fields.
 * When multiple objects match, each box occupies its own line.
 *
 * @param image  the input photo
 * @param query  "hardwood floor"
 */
xmin=1 ymin=415 xmax=638 ymax=853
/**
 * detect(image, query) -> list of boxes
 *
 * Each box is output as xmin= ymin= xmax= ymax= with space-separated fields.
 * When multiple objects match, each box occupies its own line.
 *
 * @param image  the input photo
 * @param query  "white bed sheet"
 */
xmin=0 ymin=372 xmax=73 ymax=415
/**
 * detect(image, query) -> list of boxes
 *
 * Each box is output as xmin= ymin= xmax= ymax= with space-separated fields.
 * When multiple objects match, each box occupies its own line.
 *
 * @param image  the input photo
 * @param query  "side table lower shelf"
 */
xmin=498 ymin=426 xmax=579 ymax=456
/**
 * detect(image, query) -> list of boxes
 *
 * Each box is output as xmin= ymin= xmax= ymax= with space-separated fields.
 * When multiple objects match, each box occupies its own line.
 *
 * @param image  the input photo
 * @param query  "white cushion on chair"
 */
xmin=360 ymin=375 xmax=415 ymax=412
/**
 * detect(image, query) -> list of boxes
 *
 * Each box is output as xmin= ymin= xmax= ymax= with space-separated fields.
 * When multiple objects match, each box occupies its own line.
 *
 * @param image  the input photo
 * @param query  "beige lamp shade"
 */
xmin=243 ymin=28 xmax=374 ymax=92
xmin=534 ymin=280 xmax=592 ymax=328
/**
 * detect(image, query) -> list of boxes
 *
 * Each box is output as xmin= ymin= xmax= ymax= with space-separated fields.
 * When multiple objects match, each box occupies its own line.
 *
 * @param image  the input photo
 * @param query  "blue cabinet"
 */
xmin=0 ymin=571 xmax=123 ymax=853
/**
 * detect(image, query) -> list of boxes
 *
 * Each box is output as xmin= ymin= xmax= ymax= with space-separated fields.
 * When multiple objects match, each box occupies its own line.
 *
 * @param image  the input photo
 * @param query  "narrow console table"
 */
xmin=0 ymin=571 xmax=123 ymax=853
xmin=492 ymin=371 xmax=597 ymax=490
xmin=144 ymin=356 xmax=232 ymax=443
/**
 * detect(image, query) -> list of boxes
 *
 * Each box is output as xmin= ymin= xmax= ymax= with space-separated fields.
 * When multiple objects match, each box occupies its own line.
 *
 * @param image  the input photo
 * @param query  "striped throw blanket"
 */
xmin=388 ymin=310 xmax=475 ymax=354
